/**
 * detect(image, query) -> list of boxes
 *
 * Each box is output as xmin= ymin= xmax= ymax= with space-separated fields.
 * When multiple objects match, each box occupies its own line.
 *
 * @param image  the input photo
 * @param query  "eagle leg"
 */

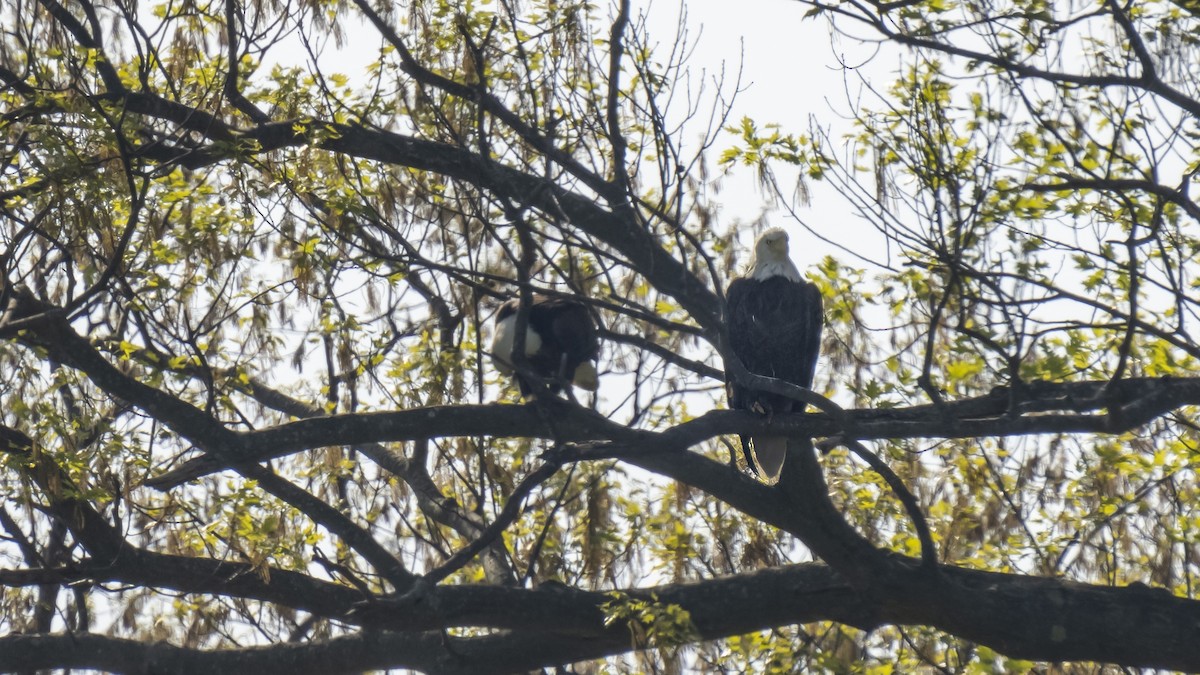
xmin=556 ymin=353 xmax=580 ymax=404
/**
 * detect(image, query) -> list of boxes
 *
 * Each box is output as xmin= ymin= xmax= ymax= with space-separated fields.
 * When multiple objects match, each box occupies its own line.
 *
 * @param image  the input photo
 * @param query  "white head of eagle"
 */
xmin=491 ymin=295 xmax=600 ymax=397
xmin=725 ymin=228 xmax=823 ymax=482
xmin=749 ymin=227 xmax=803 ymax=282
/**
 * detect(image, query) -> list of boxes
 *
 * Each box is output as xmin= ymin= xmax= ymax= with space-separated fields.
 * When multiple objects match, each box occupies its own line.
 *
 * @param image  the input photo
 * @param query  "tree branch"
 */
xmin=146 ymin=376 xmax=1200 ymax=487
xmin=3 ymin=562 xmax=1199 ymax=673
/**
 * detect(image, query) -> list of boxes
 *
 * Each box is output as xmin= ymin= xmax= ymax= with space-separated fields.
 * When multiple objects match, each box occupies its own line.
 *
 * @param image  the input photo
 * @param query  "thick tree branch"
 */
xmin=2 ymin=562 xmax=1198 ymax=673
xmin=147 ymin=376 xmax=1200 ymax=487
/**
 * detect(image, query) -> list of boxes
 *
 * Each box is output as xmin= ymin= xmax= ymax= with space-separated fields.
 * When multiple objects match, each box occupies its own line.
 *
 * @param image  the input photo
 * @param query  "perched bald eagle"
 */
xmin=491 ymin=295 xmax=600 ymax=397
xmin=726 ymin=228 xmax=823 ymax=480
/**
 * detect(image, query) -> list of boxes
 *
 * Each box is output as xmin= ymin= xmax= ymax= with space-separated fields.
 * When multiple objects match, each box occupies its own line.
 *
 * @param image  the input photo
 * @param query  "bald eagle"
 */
xmin=726 ymin=228 xmax=823 ymax=480
xmin=491 ymin=295 xmax=600 ymax=397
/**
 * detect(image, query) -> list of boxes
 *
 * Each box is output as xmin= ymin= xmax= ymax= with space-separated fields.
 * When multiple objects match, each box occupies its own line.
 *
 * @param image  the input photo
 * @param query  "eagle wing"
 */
xmin=544 ymin=298 xmax=600 ymax=364
xmin=794 ymin=280 xmax=823 ymax=390
xmin=726 ymin=276 xmax=822 ymax=393
xmin=726 ymin=275 xmax=823 ymax=478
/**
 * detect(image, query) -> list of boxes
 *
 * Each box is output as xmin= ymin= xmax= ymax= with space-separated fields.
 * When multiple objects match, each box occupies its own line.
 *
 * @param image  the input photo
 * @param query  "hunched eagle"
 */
xmin=726 ymin=228 xmax=823 ymax=481
xmin=491 ymin=295 xmax=600 ymax=397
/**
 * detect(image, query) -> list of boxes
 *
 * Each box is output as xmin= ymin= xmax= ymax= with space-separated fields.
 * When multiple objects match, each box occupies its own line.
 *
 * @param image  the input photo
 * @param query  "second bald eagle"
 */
xmin=726 ymin=228 xmax=823 ymax=481
xmin=491 ymin=295 xmax=600 ymax=397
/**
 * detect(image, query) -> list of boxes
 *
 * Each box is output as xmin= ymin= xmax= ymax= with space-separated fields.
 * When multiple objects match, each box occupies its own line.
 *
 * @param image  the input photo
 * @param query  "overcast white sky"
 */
xmin=634 ymin=0 xmax=897 ymax=270
xmin=639 ymin=0 xmax=856 ymax=121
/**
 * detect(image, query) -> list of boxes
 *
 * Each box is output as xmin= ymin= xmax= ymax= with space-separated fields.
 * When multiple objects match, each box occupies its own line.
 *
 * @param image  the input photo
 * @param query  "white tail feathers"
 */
xmin=572 ymin=361 xmax=599 ymax=391
xmin=750 ymin=436 xmax=788 ymax=483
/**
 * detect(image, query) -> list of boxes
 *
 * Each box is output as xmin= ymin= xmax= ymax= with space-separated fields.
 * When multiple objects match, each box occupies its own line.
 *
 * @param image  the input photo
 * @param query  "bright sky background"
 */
xmin=634 ymin=0 xmax=898 ymax=270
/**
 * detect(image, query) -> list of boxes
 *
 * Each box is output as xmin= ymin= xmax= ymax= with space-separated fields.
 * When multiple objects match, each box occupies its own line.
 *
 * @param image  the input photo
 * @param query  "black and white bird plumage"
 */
xmin=491 ymin=295 xmax=600 ymax=397
xmin=725 ymin=228 xmax=823 ymax=481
